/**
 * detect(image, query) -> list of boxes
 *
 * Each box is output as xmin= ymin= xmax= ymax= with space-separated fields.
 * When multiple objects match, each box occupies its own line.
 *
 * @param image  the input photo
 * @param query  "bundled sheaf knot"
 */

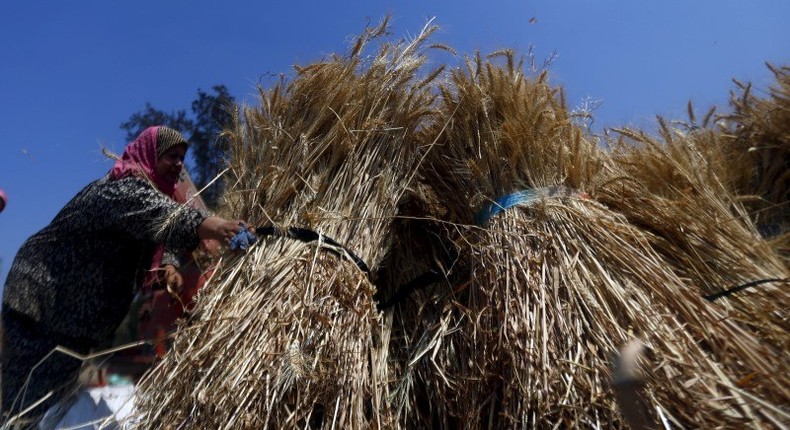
xmin=229 ymin=224 xmax=258 ymax=251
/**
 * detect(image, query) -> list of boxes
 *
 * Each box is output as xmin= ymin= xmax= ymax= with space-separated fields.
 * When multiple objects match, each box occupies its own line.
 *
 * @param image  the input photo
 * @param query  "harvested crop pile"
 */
xmin=133 ymin=19 xmax=440 ymax=430
xmin=724 ymin=64 xmax=790 ymax=259
xmin=596 ymin=120 xmax=789 ymax=354
xmin=129 ymin=22 xmax=789 ymax=430
xmin=384 ymin=52 xmax=789 ymax=428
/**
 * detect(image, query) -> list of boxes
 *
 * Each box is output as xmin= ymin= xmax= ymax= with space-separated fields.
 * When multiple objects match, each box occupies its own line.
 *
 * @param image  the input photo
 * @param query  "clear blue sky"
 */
xmin=2 ymin=1 xmax=789 ymax=289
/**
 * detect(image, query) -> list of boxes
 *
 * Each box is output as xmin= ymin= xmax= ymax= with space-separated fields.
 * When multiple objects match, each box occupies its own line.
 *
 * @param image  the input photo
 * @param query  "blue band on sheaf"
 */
xmin=475 ymin=186 xmax=583 ymax=226
xmin=475 ymin=189 xmax=543 ymax=226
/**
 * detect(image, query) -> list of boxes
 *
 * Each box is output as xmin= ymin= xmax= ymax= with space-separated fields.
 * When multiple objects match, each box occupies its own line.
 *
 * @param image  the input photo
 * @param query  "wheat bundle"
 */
xmin=596 ymin=120 xmax=789 ymax=352
xmin=723 ymin=63 xmax=790 ymax=258
xmin=386 ymin=53 xmax=789 ymax=428
xmin=132 ymin=19 xmax=440 ymax=429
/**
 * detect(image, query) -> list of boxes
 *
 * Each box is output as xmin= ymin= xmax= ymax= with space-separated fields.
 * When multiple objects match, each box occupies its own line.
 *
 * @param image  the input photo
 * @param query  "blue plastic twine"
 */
xmin=475 ymin=189 xmax=543 ymax=226
xmin=475 ymin=186 xmax=585 ymax=226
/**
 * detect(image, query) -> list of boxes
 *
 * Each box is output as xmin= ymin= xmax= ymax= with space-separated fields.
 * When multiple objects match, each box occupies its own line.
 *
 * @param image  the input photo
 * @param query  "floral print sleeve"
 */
xmin=161 ymin=249 xmax=182 ymax=268
xmin=91 ymin=176 xmax=208 ymax=252
xmin=2 ymin=176 xmax=210 ymax=341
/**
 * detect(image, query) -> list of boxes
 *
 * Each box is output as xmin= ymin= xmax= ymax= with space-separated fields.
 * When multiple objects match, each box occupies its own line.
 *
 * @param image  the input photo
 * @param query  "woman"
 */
xmin=0 ymin=188 xmax=7 ymax=213
xmin=1 ymin=126 xmax=245 ymax=427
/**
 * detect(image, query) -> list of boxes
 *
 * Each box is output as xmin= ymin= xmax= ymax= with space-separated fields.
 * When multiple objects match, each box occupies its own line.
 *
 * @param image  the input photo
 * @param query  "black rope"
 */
xmin=377 ymin=244 xmax=459 ymax=310
xmin=377 ymin=269 xmax=445 ymax=310
xmin=703 ymin=278 xmax=787 ymax=302
xmin=255 ymin=226 xmax=370 ymax=274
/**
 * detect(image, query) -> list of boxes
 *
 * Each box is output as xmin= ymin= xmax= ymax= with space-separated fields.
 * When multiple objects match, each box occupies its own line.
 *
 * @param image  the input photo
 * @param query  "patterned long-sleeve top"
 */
xmin=2 ymin=176 xmax=208 ymax=341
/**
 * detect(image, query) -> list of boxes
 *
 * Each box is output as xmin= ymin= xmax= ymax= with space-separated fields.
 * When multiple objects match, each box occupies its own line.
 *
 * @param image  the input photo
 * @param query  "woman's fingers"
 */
xmin=224 ymin=220 xmax=246 ymax=243
xmin=162 ymin=264 xmax=184 ymax=292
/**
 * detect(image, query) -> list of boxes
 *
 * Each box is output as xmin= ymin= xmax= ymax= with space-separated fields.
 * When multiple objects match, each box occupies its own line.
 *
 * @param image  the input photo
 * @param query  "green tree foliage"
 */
xmin=188 ymin=86 xmax=235 ymax=204
xmin=120 ymin=85 xmax=235 ymax=207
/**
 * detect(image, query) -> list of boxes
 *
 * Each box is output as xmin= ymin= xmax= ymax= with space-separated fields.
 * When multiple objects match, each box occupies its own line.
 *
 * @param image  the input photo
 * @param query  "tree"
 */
xmin=119 ymin=103 xmax=193 ymax=138
xmin=188 ymin=85 xmax=235 ymax=205
xmin=120 ymin=85 xmax=236 ymax=207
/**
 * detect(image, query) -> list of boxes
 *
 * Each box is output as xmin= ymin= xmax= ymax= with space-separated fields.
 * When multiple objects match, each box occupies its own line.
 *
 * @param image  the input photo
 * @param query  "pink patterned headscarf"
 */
xmin=109 ymin=126 xmax=178 ymax=198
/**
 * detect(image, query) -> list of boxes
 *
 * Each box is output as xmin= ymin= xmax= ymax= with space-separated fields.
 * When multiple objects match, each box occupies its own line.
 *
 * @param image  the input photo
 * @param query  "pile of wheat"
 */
xmin=128 ymin=22 xmax=789 ymax=429
xmin=596 ymin=118 xmax=789 ymax=354
xmin=724 ymin=64 xmax=790 ymax=259
xmin=132 ymin=18 xmax=440 ymax=429
xmin=383 ymin=52 xmax=789 ymax=428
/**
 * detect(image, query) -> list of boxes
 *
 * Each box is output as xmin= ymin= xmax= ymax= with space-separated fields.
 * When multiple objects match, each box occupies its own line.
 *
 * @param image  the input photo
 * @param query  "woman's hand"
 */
xmin=198 ymin=217 xmax=247 ymax=245
xmin=159 ymin=264 xmax=184 ymax=293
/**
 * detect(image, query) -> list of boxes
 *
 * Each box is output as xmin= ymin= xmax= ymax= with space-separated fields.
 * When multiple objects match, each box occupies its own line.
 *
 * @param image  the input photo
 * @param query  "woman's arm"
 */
xmin=97 ymin=177 xmax=205 ymax=248
xmin=96 ymin=177 xmax=246 ymax=251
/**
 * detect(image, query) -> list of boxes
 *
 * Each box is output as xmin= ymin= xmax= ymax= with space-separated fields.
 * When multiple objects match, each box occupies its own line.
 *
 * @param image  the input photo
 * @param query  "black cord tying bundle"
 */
xmin=703 ymin=278 xmax=787 ymax=302
xmin=254 ymin=226 xmax=370 ymax=274
xmin=377 ymin=269 xmax=446 ymax=310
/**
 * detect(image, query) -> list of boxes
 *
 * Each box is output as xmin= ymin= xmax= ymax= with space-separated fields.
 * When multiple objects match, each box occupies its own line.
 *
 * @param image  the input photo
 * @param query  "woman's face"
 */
xmin=156 ymin=144 xmax=187 ymax=184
